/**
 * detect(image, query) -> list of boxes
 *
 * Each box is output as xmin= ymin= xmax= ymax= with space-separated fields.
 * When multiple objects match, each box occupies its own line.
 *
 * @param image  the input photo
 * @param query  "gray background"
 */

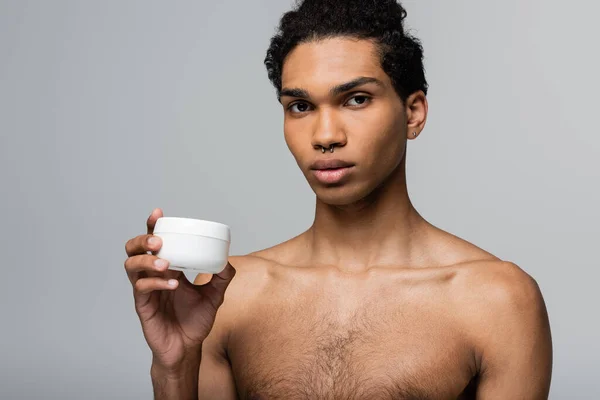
xmin=1 ymin=0 xmax=598 ymax=398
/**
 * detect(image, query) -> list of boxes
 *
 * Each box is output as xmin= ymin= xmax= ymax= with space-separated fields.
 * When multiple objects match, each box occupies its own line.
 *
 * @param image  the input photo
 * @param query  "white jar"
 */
xmin=153 ymin=217 xmax=231 ymax=274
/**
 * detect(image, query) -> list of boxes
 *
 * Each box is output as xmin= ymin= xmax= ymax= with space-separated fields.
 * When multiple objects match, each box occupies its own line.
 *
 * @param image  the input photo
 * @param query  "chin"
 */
xmin=312 ymin=183 xmax=373 ymax=206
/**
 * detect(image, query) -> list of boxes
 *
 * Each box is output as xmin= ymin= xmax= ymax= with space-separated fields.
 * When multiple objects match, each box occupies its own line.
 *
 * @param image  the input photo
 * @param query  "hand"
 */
xmin=124 ymin=208 xmax=236 ymax=371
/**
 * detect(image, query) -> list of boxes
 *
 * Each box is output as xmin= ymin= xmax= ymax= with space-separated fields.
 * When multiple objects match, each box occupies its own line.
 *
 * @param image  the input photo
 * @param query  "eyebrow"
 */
xmin=278 ymin=76 xmax=384 ymax=102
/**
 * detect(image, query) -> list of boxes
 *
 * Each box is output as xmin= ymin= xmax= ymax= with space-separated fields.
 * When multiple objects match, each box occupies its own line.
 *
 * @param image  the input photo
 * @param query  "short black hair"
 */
xmin=264 ymin=0 xmax=428 ymax=102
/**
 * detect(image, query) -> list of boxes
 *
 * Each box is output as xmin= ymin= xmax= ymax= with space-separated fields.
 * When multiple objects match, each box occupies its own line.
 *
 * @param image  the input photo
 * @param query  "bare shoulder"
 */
xmin=194 ymin=253 xmax=277 ymax=354
xmin=426 ymin=227 xmax=546 ymax=310
xmin=194 ymin=253 xmax=276 ymax=303
xmin=451 ymin=259 xmax=552 ymax=371
xmin=194 ymin=238 xmax=299 ymax=313
xmin=453 ymin=259 xmax=544 ymax=312
xmin=228 ymin=253 xmax=276 ymax=291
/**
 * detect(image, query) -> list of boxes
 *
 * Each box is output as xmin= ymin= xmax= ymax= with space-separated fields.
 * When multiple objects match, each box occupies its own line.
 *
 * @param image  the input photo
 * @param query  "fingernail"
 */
xmin=154 ymin=259 xmax=168 ymax=269
xmin=168 ymin=279 xmax=178 ymax=287
xmin=148 ymin=237 xmax=160 ymax=247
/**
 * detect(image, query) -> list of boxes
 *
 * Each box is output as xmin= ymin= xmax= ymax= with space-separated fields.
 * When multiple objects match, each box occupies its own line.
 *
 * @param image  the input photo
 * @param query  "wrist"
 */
xmin=151 ymin=351 xmax=202 ymax=379
xmin=151 ymin=352 xmax=202 ymax=400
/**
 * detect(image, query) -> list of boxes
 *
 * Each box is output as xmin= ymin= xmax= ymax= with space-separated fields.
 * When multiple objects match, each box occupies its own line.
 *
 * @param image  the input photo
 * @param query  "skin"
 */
xmin=125 ymin=37 xmax=552 ymax=399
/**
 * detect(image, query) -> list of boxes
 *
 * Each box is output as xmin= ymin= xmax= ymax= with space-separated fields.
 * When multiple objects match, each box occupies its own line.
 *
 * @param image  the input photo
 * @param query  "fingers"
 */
xmin=124 ymin=254 xmax=169 ymax=275
xmin=186 ymin=263 xmax=235 ymax=310
xmin=147 ymin=208 xmax=164 ymax=235
xmin=134 ymin=276 xmax=179 ymax=294
xmin=124 ymin=209 xmax=176 ymax=306
xmin=208 ymin=262 xmax=236 ymax=294
xmin=125 ymin=234 xmax=162 ymax=257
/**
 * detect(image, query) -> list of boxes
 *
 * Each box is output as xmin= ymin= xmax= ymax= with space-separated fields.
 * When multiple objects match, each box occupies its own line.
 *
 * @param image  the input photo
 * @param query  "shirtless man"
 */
xmin=124 ymin=1 xmax=552 ymax=398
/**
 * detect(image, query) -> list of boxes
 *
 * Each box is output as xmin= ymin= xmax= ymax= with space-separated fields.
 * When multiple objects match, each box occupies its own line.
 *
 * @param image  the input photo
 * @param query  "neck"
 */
xmin=306 ymin=159 xmax=432 ymax=272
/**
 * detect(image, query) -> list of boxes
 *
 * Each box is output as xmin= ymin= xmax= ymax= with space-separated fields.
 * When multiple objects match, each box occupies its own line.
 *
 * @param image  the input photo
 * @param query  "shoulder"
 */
xmin=194 ymin=253 xmax=276 ymax=298
xmin=454 ymin=260 xmax=544 ymax=313
xmin=217 ymin=252 xmax=284 ymax=309
xmin=452 ymin=260 xmax=551 ymax=370
xmin=194 ymin=237 xmax=302 ymax=305
xmin=195 ymin=253 xmax=277 ymax=352
xmin=194 ymin=252 xmax=274 ymax=282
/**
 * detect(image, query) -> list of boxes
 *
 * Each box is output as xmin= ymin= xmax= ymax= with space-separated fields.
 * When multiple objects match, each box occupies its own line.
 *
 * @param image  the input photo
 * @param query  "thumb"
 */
xmin=209 ymin=262 xmax=236 ymax=294
xmin=191 ymin=262 xmax=236 ymax=311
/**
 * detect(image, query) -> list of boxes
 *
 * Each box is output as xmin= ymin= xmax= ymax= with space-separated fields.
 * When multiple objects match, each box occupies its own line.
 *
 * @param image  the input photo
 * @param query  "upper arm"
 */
xmin=473 ymin=263 xmax=553 ymax=399
xmin=194 ymin=255 xmax=253 ymax=399
xmin=194 ymin=254 xmax=267 ymax=399
xmin=197 ymin=337 xmax=237 ymax=400
xmin=194 ymin=272 xmax=237 ymax=399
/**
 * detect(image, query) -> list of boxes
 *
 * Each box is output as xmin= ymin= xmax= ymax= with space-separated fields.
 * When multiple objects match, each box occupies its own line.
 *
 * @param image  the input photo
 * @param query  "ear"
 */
xmin=405 ymin=91 xmax=428 ymax=140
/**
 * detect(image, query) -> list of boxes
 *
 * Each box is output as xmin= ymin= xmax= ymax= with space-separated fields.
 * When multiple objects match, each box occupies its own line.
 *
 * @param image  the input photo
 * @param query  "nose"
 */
xmin=311 ymin=108 xmax=347 ymax=152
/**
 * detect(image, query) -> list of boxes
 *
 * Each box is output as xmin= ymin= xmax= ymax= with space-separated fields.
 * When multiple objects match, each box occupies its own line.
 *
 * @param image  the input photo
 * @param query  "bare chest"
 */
xmin=228 ymin=292 xmax=477 ymax=400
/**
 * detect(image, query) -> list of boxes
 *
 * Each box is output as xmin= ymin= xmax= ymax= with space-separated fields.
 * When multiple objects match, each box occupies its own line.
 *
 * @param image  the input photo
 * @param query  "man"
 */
xmin=124 ymin=0 xmax=553 ymax=398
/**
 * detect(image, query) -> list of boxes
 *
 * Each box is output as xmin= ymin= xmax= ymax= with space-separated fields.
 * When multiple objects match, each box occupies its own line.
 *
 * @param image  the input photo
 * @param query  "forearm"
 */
xmin=151 ymin=353 xmax=202 ymax=400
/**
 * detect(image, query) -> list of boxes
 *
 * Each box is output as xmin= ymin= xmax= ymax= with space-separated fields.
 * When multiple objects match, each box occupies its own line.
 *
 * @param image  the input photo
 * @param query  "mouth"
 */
xmin=309 ymin=159 xmax=355 ymax=185
xmin=310 ymin=167 xmax=354 ymax=185
xmin=310 ymin=159 xmax=354 ymax=170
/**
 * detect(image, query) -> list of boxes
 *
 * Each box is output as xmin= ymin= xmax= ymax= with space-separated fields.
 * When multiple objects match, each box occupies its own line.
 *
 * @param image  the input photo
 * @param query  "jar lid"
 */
xmin=154 ymin=217 xmax=231 ymax=242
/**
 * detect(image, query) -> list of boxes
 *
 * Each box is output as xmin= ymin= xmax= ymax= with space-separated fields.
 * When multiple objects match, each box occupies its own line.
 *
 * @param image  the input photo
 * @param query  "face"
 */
xmin=280 ymin=37 xmax=427 ymax=206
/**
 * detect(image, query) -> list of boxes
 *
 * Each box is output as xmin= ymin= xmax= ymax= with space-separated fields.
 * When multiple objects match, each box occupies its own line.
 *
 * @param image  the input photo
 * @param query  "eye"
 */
xmin=345 ymin=95 xmax=371 ymax=107
xmin=288 ymin=102 xmax=313 ymax=114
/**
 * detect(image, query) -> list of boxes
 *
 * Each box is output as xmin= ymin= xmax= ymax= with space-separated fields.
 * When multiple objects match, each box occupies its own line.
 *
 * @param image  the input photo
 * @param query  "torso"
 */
xmin=218 ymin=257 xmax=493 ymax=399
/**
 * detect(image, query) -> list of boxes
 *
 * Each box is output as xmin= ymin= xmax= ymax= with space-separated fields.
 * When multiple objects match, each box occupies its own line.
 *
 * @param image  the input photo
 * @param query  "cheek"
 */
xmin=362 ymin=138 xmax=404 ymax=177
xmin=283 ymin=122 xmax=305 ymax=161
xmin=360 ymin=109 xmax=406 ymax=159
xmin=283 ymin=124 xmax=295 ymax=150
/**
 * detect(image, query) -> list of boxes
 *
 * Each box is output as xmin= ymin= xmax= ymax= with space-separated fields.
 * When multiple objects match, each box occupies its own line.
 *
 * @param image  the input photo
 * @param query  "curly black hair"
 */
xmin=264 ymin=0 xmax=428 ymax=102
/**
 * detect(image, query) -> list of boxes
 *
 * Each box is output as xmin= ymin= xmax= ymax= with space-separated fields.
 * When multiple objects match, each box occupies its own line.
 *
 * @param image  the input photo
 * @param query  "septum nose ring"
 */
xmin=321 ymin=146 xmax=335 ymax=153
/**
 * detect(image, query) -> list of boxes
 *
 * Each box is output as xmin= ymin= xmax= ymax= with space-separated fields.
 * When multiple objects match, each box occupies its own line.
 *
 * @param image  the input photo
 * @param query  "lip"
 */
xmin=312 ymin=167 xmax=353 ymax=185
xmin=309 ymin=159 xmax=354 ymax=170
xmin=309 ymin=159 xmax=355 ymax=185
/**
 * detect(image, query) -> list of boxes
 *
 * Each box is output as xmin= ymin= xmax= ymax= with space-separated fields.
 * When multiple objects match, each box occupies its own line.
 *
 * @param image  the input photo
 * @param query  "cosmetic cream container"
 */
xmin=153 ymin=217 xmax=230 ymax=274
